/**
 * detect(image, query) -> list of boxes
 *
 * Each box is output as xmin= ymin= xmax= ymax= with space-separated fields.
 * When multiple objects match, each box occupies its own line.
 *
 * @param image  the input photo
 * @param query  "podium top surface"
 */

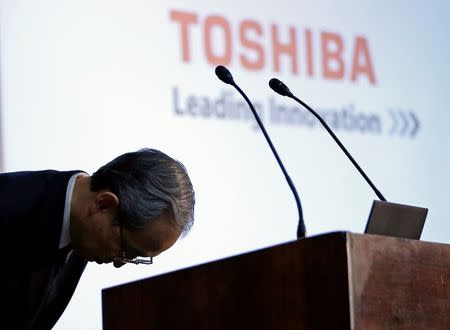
xmin=104 ymin=231 xmax=448 ymax=291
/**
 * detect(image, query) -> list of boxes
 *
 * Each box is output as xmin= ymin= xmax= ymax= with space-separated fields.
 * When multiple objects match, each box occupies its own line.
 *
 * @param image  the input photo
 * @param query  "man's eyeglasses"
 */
xmin=114 ymin=220 xmax=153 ymax=265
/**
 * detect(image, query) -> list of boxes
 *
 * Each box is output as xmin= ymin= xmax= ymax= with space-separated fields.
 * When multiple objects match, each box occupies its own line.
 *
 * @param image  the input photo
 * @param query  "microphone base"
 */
xmin=364 ymin=200 xmax=428 ymax=240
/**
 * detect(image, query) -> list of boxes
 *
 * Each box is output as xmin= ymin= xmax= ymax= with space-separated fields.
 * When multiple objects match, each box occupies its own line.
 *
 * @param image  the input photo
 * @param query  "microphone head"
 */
xmin=215 ymin=65 xmax=235 ymax=85
xmin=269 ymin=78 xmax=292 ymax=97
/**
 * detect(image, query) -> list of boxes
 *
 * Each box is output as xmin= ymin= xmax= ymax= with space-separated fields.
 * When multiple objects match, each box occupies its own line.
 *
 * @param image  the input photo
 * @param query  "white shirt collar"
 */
xmin=59 ymin=172 xmax=85 ymax=249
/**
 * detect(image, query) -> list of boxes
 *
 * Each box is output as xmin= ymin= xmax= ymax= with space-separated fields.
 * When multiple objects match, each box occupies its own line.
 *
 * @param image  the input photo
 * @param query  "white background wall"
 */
xmin=1 ymin=1 xmax=449 ymax=329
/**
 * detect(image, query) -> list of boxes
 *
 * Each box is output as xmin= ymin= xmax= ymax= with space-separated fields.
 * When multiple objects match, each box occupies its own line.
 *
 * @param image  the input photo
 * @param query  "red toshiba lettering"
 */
xmin=321 ymin=31 xmax=345 ymax=80
xmin=351 ymin=36 xmax=376 ymax=85
xmin=169 ymin=10 xmax=198 ymax=62
xmin=271 ymin=25 xmax=298 ymax=74
xmin=204 ymin=15 xmax=232 ymax=65
xmin=169 ymin=9 xmax=377 ymax=85
xmin=239 ymin=20 xmax=264 ymax=70
xmin=304 ymin=29 xmax=314 ymax=77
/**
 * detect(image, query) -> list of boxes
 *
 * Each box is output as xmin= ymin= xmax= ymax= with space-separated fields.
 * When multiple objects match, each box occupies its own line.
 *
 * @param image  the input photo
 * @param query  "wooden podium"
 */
xmin=102 ymin=232 xmax=450 ymax=329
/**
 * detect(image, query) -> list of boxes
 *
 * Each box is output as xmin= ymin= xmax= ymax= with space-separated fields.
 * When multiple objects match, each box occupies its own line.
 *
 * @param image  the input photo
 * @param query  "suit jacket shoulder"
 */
xmin=0 ymin=170 xmax=83 ymax=267
xmin=0 ymin=170 xmax=87 ymax=330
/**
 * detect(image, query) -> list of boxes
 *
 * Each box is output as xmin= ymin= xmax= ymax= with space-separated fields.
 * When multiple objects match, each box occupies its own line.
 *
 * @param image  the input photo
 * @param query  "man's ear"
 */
xmin=94 ymin=191 xmax=119 ymax=212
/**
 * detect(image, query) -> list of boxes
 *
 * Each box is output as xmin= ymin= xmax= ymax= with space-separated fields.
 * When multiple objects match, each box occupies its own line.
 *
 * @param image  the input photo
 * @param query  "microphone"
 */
xmin=269 ymin=78 xmax=292 ymax=97
xmin=215 ymin=65 xmax=234 ymax=85
xmin=269 ymin=78 xmax=386 ymax=202
xmin=215 ymin=66 xmax=306 ymax=238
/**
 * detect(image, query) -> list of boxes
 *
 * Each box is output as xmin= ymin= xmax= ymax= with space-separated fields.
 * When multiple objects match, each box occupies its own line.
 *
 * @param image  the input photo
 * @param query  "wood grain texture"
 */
xmin=348 ymin=234 xmax=450 ymax=329
xmin=103 ymin=232 xmax=350 ymax=330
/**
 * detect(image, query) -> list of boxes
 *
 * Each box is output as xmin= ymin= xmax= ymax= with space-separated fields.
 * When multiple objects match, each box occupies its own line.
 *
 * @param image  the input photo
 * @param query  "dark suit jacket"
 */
xmin=0 ymin=170 xmax=88 ymax=329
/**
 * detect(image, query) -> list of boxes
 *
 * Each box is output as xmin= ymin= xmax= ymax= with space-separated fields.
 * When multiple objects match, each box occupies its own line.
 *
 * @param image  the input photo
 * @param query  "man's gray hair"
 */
xmin=91 ymin=148 xmax=195 ymax=236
